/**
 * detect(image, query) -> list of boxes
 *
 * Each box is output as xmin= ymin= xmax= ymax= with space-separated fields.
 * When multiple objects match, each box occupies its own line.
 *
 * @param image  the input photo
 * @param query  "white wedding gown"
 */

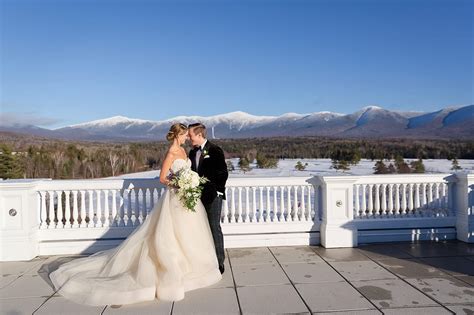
xmin=49 ymin=158 xmax=222 ymax=306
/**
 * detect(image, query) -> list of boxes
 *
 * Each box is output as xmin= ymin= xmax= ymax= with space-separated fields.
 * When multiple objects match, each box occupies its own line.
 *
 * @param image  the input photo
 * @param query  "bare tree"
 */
xmin=52 ymin=151 xmax=65 ymax=178
xmin=108 ymin=152 xmax=120 ymax=176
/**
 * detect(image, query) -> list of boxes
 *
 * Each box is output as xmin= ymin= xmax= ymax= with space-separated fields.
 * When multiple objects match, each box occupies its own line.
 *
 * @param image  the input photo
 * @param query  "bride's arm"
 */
xmin=159 ymin=152 xmax=174 ymax=185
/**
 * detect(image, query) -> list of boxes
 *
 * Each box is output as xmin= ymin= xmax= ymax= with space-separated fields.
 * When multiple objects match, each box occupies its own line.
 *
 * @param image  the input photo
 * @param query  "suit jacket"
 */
xmin=189 ymin=141 xmax=228 ymax=206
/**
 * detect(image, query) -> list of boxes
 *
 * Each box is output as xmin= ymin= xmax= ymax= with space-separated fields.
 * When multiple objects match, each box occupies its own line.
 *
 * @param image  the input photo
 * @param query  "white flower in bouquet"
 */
xmin=168 ymin=168 xmax=208 ymax=212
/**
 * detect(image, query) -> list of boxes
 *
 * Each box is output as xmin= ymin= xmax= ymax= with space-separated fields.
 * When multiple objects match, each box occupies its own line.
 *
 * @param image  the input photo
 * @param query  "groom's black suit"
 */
xmin=189 ymin=140 xmax=228 ymax=272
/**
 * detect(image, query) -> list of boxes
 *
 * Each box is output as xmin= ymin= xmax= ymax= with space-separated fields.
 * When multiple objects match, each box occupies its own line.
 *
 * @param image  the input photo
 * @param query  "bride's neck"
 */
xmin=170 ymin=142 xmax=182 ymax=150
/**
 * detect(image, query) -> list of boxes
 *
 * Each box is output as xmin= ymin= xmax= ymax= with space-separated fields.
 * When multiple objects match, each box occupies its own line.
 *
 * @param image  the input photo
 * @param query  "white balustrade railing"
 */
xmin=353 ymin=174 xmax=455 ymax=219
xmin=1 ymin=173 xmax=472 ymax=260
xmin=37 ymin=179 xmax=166 ymax=230
xmin=35 ymin=177 xmax=317 ymax=230
xmin=223 ymin=177 xmax=316 ymax=224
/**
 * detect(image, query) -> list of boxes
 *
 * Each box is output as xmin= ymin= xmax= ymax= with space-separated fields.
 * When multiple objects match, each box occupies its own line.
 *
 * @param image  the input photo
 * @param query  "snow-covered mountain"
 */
xmin=2 ymin=105 xmax=473 ymax=141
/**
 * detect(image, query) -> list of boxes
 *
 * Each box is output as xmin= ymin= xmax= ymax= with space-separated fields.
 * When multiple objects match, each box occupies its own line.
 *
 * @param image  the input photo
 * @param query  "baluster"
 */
xmin=64 ymin=191 xmax=71 ymax=228
xmin=79 ymin=190 xmax=86 ymax=227
xmin=354 ymin=185 xmax=360 ymax=218
xmin=40 ymin=191 xmax=47 ymax=229
xmin=265 ymin=186 xmax=271 ymax=222
xmin=237 ymin=187 xmax=243 ymax=223
xmin=279 ymin=186 xmax=285 ymax=222
xmin=244 ymin=187 xmax=250 ymax=223
xmin=300 ymin=186 xmax=305 ymax=222
xmin=149 ymin=188 xmax=155 ymax=214
xmin=88 ymin=190 xmax=94 ymax=227
xmin=251 ymin=187 xmax=257 ymax=222
xmin=258 ymin=187 xmax=264 ymax=222
xmin=292 ymin=186 xmax=298 ymax=221
xmin=400 ymin=184 xmax=407 ymax=216
xmin=230 ymin=187 xmax=236 ymax=223
xmin=427 ymin=183 xmax=434 ymax=215
xmin=72 ymin=190 xmax=79 ymax=228
xmin=387 ymin=184 xmax=393 ymax=217
xmin=56 ymin=190 xmax=64 ymax=228
xmin=111 ymin=190 xmax=118 ymax=226
xmin=142 ymin=188 xmax=148 ymax=220
xmin=128 ymin=188 xmax=135 ymax=226
xmin=135 ymin=188 xmax=141 ymax=225
xmin=381 ymin=184 xmax=387 ymax=216
xmin=407 ymin=184 xmax=414 ymax=216
xmin=119 ymin=189 xmax=126 ymax=227
xmin=374 ymin=184 xmax=380 ymax=216
xmin=103 ymin=190 xmax=110 ymax=227
xmin=273 ymin=186 xmax=278 ymax=222
xmin=435 ymin=183 xmax=441 ymax=213
xmin=286 ymin=186 xmax=292 ymax=221
xmin=135 ymin=188 xmax=141 ymax=224
xmin=394 ymin=184 xmax=400 ymax=216
xmin=306 ymin=185 xmax=312 ymax=221
xmin=222 ymin=188 xmax=229 ymax=223
xmin=96 ymin=190 xmax=102 ymax=227
xmin=421 ymin=183 xmax=427 ymax=209
xmin=367 ymin=185 xmax=373 ymax=216
xmin=414 ymin=183 xmax=420 ymax=214
xmin=361 ymin=184 xmax=367 ymax=217
xmin=49 ymin=191 xmax=56 ymax=228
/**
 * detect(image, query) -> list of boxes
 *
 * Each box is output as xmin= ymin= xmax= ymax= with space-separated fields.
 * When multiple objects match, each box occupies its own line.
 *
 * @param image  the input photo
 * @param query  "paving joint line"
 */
xmin=226 ymin=249 xmax=243 ymax=315
xmin=268 ymin=246 xmax=316 ymax=314
xmin=308 ymin=246 xmax=383 ymax=314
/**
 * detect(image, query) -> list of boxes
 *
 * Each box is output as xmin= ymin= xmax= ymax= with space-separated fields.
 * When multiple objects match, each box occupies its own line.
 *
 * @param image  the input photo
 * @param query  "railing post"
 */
xmin=0 ymin=180 xmax=43 ymax=261
xmin=310 ymin=176 xmax=358 ymax=248
xmin=455 ymin=173 xmax=474 ymax=243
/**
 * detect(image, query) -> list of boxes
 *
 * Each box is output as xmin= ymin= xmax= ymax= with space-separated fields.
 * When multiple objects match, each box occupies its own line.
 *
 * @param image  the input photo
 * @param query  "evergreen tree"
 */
xmin=295 ymin=161 xmax=308 ymax=171
xmin=373 ymin=159 xmax=389 ymax=174
xmin=0 ymin=144 xmax=23 ymax=179
xmin=256 ymin=153 xmax=278 ymax=169
xmin=451 ymin=157 xmax=462 ymax=170
xmin=395 ymin=156 xmax=411 ymax=174
xmin=331 ymin=159 xmax=350 ymax=172
xmin=238 ymin=157 xmax=251 ymax=173
xmin=410 ymin=158 xmax=425 ymax=173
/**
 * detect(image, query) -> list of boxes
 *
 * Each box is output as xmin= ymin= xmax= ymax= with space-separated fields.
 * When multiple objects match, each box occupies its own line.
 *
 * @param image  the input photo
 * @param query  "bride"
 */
xmin=49 ymin=123 xmax=222 ymax=306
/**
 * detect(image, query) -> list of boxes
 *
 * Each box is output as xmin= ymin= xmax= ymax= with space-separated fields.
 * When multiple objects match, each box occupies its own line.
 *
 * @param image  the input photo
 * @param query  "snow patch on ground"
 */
xmin=114 ymin=158 xmax=474 ymax=179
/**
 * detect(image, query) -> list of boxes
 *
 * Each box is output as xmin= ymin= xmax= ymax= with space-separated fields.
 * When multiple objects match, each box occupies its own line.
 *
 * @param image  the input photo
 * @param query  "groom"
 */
xmin=188 ymin=123 xmax=228 ymax=274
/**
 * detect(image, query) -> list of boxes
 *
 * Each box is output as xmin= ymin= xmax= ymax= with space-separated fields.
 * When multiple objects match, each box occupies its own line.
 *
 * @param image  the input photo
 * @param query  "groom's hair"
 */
xmin=188 ymin=123 xmax=207 ymax=138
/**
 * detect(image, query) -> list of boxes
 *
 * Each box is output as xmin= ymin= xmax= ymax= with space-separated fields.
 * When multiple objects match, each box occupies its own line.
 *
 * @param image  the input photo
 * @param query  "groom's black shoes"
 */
xmin=219 ymin=265 xmax=225 ymax=274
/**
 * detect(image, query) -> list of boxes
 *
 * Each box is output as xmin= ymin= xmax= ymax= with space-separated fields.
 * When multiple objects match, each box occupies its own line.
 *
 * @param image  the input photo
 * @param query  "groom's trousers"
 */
xmin=204 ymin=196 xmax=225 ymax=269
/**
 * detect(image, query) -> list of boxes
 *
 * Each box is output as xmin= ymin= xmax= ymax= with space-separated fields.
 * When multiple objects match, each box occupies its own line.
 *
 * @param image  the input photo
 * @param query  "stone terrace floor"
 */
xmin=1 ymin=241 xmax=474 ymax=315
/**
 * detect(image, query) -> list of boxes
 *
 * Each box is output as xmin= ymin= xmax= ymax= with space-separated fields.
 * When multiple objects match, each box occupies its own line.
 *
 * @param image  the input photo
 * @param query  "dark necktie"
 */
xmin=195 ymin=147 xmax=202 ymax=169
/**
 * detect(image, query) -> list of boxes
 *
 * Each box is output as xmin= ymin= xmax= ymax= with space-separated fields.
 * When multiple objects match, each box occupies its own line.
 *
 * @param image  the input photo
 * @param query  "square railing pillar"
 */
xmin=0 ymin=180 xmax=41 ymax=261
xmin=455 ymin=173 xmax=474 ymax=243
xmin=310 ymin=176 xmax=359 ymax=248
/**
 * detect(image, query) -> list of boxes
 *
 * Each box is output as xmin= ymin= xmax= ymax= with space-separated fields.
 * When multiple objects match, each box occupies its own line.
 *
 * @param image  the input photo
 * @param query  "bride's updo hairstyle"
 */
xmin=166 ymin=123 xmax=188 ymax=142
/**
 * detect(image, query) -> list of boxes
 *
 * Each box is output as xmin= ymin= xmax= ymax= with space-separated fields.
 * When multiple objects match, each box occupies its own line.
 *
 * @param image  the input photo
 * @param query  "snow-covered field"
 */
xmin=115 ymin=158 xmax=474 ymax=179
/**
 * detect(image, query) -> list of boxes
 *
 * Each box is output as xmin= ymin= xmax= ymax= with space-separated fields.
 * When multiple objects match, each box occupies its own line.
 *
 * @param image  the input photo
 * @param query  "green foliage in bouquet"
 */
xmin=168 ymin=169 xmax=208 ymax=212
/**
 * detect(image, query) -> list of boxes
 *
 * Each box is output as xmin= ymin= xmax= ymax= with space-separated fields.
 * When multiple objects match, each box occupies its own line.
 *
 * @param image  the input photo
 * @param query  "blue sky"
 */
xmin=1 ymin=0 xmax=472 ymax=128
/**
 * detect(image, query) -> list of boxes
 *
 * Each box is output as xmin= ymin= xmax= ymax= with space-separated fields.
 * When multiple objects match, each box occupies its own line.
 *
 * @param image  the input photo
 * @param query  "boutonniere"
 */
xmin=202 ymin=149 xmax=210 ymax=158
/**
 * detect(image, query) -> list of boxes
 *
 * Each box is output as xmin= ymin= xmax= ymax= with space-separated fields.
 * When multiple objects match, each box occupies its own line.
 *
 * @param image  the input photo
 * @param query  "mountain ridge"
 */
xmin=1 ymin=105 xmax=472 ymax=141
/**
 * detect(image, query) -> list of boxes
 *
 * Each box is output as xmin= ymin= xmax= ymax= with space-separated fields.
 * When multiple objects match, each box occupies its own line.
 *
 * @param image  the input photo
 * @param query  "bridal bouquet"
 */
xmin=167 ymin=168 xmax=208 ymax=212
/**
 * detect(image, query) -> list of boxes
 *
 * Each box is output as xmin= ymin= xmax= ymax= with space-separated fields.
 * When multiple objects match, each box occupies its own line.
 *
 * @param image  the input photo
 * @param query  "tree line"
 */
xmin=1 ymin=134 xmax=472 ymax=180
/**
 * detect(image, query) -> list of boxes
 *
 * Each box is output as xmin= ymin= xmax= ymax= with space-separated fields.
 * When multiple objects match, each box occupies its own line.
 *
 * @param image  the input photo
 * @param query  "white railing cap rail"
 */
xmin=225 ymin=176 xmax=313 ymax=187
xmin=35 ymin=178 xmax=164 ymax=191
xmin=306 ymin=173 xmax=458 ymax=187
xmin=353 ymin=173 xmax=457 ymax=185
